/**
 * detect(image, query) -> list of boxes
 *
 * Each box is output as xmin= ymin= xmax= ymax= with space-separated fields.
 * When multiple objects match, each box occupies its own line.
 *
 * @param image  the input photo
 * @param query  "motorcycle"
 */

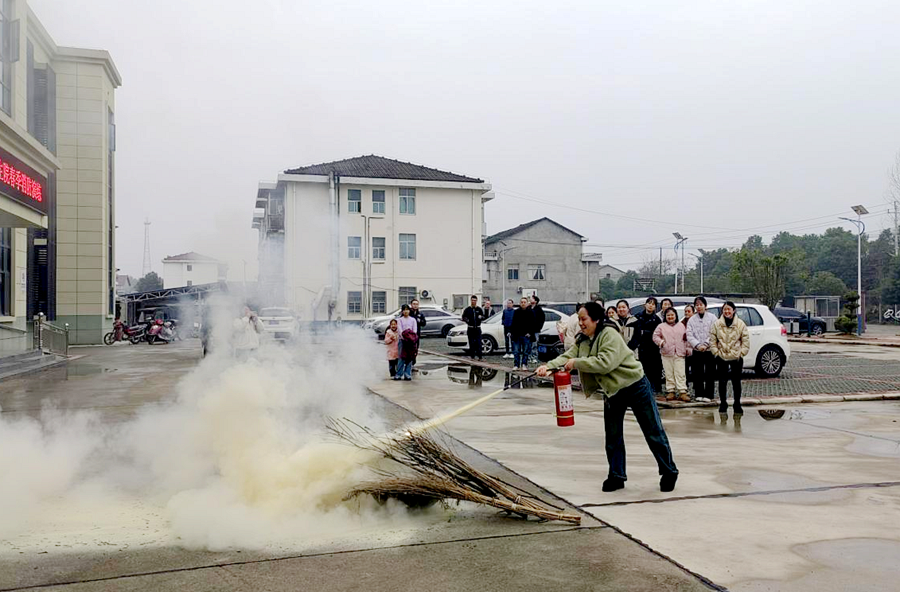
xmin=104 ymin=320 xmax=148 ymax=345
xmin=146 ymin=319 xmax=176 ymax=345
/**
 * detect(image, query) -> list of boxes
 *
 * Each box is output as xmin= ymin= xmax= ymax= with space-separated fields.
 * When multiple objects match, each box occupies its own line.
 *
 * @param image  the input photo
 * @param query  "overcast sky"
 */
xmin=31 ymin=0 xmax=900 ymax=278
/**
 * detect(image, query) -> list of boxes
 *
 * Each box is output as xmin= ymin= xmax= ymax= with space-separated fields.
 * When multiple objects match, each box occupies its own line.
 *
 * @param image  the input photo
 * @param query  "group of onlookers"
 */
xmin=605 ymin=295 xmax=750 ymax=412
xmin=384 ymin=298 xmax=426 ymax=381
xmin=502 ymin=295 xmax=545 ymax=370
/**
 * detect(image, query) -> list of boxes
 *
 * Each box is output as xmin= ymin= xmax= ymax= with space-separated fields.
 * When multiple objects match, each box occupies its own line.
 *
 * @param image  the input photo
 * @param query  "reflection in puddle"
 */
xmin=445 ymin=365 xmax=543 ymax=390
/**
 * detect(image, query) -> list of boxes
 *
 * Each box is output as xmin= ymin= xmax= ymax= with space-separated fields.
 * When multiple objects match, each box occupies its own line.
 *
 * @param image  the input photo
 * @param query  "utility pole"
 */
xmin=673 ymin=233 xmax=687 ymax=295
xmin=894 ymin=201 xmax=898 ymax=256
xmin=841 ymin=205 xmax=868 ymax=336
xmin=142 ymin=219 xmax=152 ymax=277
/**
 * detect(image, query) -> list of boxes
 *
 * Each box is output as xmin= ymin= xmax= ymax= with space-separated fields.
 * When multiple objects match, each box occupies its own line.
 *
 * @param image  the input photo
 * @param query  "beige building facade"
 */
xmin=0 ymin=0 xmax=120 ymax=350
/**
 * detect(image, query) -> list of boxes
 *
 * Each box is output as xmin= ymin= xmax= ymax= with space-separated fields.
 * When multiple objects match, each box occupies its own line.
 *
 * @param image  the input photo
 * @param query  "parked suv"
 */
xmin=773 ymin=307 xmax=827 ymax=335
xmin=671 ymin=303 xmax=791 ymax=377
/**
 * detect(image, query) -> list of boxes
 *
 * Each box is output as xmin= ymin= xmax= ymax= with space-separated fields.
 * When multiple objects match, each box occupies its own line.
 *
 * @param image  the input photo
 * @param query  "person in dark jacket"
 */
xmin=483 ymin=297 xmax=495 ymax=318
xmin=529 ymin=295 xmax=545 ymax=365
xmin=629 ymin=297 xmax=664 ymax=394
xmin=502 ymin=299 xmax=515 ymax=358
xmin=461 ymin=295 xmax=485 ymax=360
xmin=510 ymin=297 xmax=533 ymax=369
xmin=410 ymin=298 xmax=427 ymax=336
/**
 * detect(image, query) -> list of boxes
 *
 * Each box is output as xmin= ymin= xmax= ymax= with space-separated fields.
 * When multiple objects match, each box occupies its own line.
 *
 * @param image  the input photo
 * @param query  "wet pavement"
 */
xmin=371 ymin=355 xmax=900 ymax=591
xmin=0 ymin=341 xmax=713 ymax=592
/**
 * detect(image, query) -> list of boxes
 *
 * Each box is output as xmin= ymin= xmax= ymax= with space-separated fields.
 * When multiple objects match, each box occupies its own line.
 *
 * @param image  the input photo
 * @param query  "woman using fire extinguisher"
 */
xmin=536 ymin=302 xmax=679 ymax=493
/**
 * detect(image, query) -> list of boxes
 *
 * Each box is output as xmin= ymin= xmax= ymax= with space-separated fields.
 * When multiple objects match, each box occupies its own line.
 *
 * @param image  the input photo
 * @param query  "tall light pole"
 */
xmin=496 ymin=245 xmax=517 ymax=306
xmin=689 ymin=253 xmax=703 ymax=294
xmin=673 ymin=233 xmax=687 ymax=295
xmin=360 ymin=214 xmax=384 ymax=317
xmin=840 ymin=204 xmax=868 ymax=336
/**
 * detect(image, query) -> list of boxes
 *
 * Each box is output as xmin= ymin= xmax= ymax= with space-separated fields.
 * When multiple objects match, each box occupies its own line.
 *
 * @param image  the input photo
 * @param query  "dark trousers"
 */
xmin=717 ymin=358 xmax=743 ymax=405
xmin=692 ymin=350 xmax=716 ymax=399
xmin=467 ymin=327 xmax=482 ymax=359
xmin=388 ymin=359 xmax=398 ymax=378
xmin=604 ymin=376 xmax=678 ymax=481
xmin=638 ymin=346 xmax=663 ymax=393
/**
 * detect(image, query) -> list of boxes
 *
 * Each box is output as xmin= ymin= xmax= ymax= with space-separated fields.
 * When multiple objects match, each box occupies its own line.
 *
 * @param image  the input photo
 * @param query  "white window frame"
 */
xmin=528 ymin=264 xmax=545 ymax=281
xmin=372 ymin=236 xmax=385 ymax=260
xmin=347 ymin=236 xmax=361 ymax=259
xmin=398 ymin=286 xmax=417 ymax=306
xmin=399 ymin=233 xmax=416 ymax=260
xmin=399 ymin=188 xmax=416 ymax=215
xmin=372 ymin=190 xmax=385 ymax=214
xmin=347 ymin=291 xmax=362 ymax=314
xmin=347 ymin=189 xmax=361 ymax=213
xmin=372 ymin=291 xmax=386 ymax=313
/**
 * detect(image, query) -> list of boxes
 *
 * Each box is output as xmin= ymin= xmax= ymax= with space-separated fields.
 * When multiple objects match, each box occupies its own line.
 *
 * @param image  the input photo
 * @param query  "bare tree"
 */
xmin=638 ymin=252 xmax=675 ymax=279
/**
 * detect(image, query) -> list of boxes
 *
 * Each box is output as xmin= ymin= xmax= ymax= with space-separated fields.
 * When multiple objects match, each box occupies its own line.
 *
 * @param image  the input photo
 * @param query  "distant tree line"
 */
xmin=599 ymin=227 xmax=899 ymax=320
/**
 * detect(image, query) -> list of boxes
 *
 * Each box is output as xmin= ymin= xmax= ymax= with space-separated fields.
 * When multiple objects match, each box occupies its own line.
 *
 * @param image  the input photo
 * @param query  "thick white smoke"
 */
xmin=0 ymin=300 xmax=419 ymax=553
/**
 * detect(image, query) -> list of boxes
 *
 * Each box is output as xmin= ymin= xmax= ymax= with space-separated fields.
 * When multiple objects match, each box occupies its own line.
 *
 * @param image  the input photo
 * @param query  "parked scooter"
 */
xmin=146 ymin=319 xmax=176 ymax=344
xmin=104 ymin=319 xmax=147 ymax=345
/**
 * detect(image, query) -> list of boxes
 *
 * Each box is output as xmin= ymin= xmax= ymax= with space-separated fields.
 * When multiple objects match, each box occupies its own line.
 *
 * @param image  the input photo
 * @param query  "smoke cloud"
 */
xmin=0 ymin=300 xmax=419 ymax=553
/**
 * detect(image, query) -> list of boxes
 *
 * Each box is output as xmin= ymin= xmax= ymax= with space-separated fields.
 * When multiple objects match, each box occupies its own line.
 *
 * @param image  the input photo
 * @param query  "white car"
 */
xmin=258 ymin=307 xmax=299 ymax=340
xmin=446 ymin=308 xmax=569 ymax=355
xmin=673 ymin=303 xmax=790 ymax=377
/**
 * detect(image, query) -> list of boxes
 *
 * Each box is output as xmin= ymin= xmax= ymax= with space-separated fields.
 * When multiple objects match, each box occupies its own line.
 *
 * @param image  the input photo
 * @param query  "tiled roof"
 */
xmin=284 ymin=155 xmax=484 ymax=183
xmin=162 ymin=252 xmax=220 ymax=263
xmin=484 ymin=217 xmax=584 ymax=245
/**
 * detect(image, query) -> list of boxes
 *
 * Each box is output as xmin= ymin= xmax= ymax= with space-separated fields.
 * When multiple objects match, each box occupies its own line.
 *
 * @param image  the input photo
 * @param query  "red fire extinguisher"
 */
xmin=553 ymin=370 xmax=575 ymax=427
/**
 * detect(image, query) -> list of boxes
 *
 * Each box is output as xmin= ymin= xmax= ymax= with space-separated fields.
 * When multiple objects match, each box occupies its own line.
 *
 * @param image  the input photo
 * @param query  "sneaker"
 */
xmin=733 ymin=404 xmax=744 ymax=415
xmin=665 ymin=393 xmax=676 ymax=402
xmin=678 ymin=393 xmax=691 ymax=403
xmin=660 ymin=473 xmax=678 ymax=493
xmin=602 ymin=477 xmax=625 ymax=492
xmin=718 ymin=402 xmax=728 ymax=413
xmin=696 ymin=397 xmax=710 ymax=403
xmin=403 ymin=377 xmax=412 ymax=381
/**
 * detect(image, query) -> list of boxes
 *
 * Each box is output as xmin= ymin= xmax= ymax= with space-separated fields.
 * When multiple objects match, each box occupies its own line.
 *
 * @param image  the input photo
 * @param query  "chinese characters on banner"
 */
xmin=0 ymin=159 xmax=43 ymax=203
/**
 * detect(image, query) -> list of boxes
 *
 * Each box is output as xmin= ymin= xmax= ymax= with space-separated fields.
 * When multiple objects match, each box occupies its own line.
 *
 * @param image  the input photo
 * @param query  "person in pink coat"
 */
xmin=653 ymin=307 xmax=692 ymax=402
xmin=384 ymin=319 xmax=399 ymax=378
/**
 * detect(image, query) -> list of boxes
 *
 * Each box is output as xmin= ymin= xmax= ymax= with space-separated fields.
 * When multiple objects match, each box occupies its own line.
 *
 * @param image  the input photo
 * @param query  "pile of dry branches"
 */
xmin=327 ymin=419 xmax=580 ymax=525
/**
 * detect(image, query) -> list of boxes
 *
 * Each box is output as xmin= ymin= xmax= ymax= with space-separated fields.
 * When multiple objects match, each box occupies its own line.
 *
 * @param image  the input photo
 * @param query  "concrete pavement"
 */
xmin=0 ymin=341 xmax=714 ymax=591
xmin=369 ymin=355 xmax=900 ymax=591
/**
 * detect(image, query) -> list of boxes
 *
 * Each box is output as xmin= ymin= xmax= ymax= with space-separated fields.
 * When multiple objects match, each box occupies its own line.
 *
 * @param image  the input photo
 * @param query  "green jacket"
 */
xmin=546 ymin=325 xmax=644 ymax=398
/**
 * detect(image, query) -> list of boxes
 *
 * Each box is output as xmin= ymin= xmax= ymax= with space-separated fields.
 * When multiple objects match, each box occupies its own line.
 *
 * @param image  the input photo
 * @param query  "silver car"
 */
xmin=372 ymin=307 xmax=466 ymax=338
xmin=258 ymin=307 xmax=299 ymax=340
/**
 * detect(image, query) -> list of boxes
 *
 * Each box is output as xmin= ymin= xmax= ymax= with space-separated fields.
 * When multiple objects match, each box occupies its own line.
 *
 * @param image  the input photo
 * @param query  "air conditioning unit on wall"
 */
xmin=420 ymin=289 xmax=431 ymax=299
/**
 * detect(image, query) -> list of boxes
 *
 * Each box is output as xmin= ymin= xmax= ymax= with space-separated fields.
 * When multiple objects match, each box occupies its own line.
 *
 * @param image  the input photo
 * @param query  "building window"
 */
xmin=26 ymin=40 xmax=56 ymax=154
xmin=605 ymin=273 xmax=611 ymax=279
xmin=372 ymin=237 xmax=385 ymax=260
xmin=399 ymin=234 xmax=416 ymax=260
xmin=507 ymin=265 xmax=519 ymax=281
xmin=372 ymin=291 xmax=386 ymax=314
xmin=399 ymin=188 xmax=416 ymax=215
xmin=187 ymin=280 xmax=193 ymax=287
xmin=398 ymin=286 xmax=417 ymax=306
xmin=347 ymin=189 xmax=361 ymax=213
xmin=0 ymin=228 xmax=10 ymax=316
xmin=0 ymin=0 xmax=16 ymax=116
xmin=528 ymin=264 xmax=546 ymax=281
xmin=372 ymin=190 xmax=385 ymax=214
xmin=347 ymin=236 xmax=361 ymax=259
xmin=347 ymin=291 xmax=362 ymax=314
xmin=187 ymin=264 xmax=193 ymax=272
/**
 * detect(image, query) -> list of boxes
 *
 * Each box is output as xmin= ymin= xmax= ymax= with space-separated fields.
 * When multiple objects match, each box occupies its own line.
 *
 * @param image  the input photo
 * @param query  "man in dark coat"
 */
xmin=529 ymin=295 xmax=545 ymax=365
xmin=410 ymin=298 xmax=427 ymax=337
xmin=628 ymin=297 xmax=664 ymax=394
xmin=461 ymin=295 xmax=485 ymax=360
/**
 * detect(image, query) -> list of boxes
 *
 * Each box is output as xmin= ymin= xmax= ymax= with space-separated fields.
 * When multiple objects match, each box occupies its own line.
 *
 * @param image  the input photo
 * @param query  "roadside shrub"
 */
xmin=835 ymin=291 xmax=860 ymax=334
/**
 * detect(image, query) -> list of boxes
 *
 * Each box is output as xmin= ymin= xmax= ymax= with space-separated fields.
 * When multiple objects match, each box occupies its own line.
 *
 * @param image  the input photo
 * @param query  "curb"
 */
xmin=789 ymin=337 xmax=900 ymax=348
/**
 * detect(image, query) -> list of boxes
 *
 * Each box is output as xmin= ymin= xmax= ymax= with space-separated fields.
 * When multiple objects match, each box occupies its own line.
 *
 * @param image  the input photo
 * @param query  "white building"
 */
xmin=161 ymin=252 xmax=226 ymax=289
xmin=254 ymin=155 xmax=492 ymax=321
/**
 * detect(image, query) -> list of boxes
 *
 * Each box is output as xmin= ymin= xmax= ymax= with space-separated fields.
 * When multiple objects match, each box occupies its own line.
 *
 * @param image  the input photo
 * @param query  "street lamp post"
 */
xmin=673 ymin=233 xmax=688 ymax=295
xmin=840 ymin=205 xmax=868 ymax=336
xmin=689 ymin=253 xmax=703 ymax=293
xmin=360 ymin=214 xmax=384 ymax=317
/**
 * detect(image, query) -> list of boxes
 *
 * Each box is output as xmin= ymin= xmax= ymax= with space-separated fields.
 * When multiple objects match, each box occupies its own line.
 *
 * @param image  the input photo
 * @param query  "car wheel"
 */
xmin=480 ymin=336 xmax=497 ymax=355
xmin=756 ymin=345 xmax=785 ymax=378
xmin=441 ymin=324 xmax=453 ymax=337
xmin=811 ymin=323 xmax=824 ymax=336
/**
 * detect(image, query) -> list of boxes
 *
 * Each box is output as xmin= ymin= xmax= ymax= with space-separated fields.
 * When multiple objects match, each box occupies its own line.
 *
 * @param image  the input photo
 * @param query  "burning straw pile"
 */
xmin=327 ymin=419 xmax=580 ymax=525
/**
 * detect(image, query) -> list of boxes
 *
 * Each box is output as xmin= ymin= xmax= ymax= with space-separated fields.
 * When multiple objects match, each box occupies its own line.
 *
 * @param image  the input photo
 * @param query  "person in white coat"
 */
xmin=233 ymin=306 xmax=264 ymax=358
xmin=686 ymin=296 xmax=717 ymax=402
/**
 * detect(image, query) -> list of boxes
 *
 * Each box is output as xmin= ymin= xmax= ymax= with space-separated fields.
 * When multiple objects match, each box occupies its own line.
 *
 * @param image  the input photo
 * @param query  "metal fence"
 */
xmin=32 ymin=314 xmax=69 ymax=357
